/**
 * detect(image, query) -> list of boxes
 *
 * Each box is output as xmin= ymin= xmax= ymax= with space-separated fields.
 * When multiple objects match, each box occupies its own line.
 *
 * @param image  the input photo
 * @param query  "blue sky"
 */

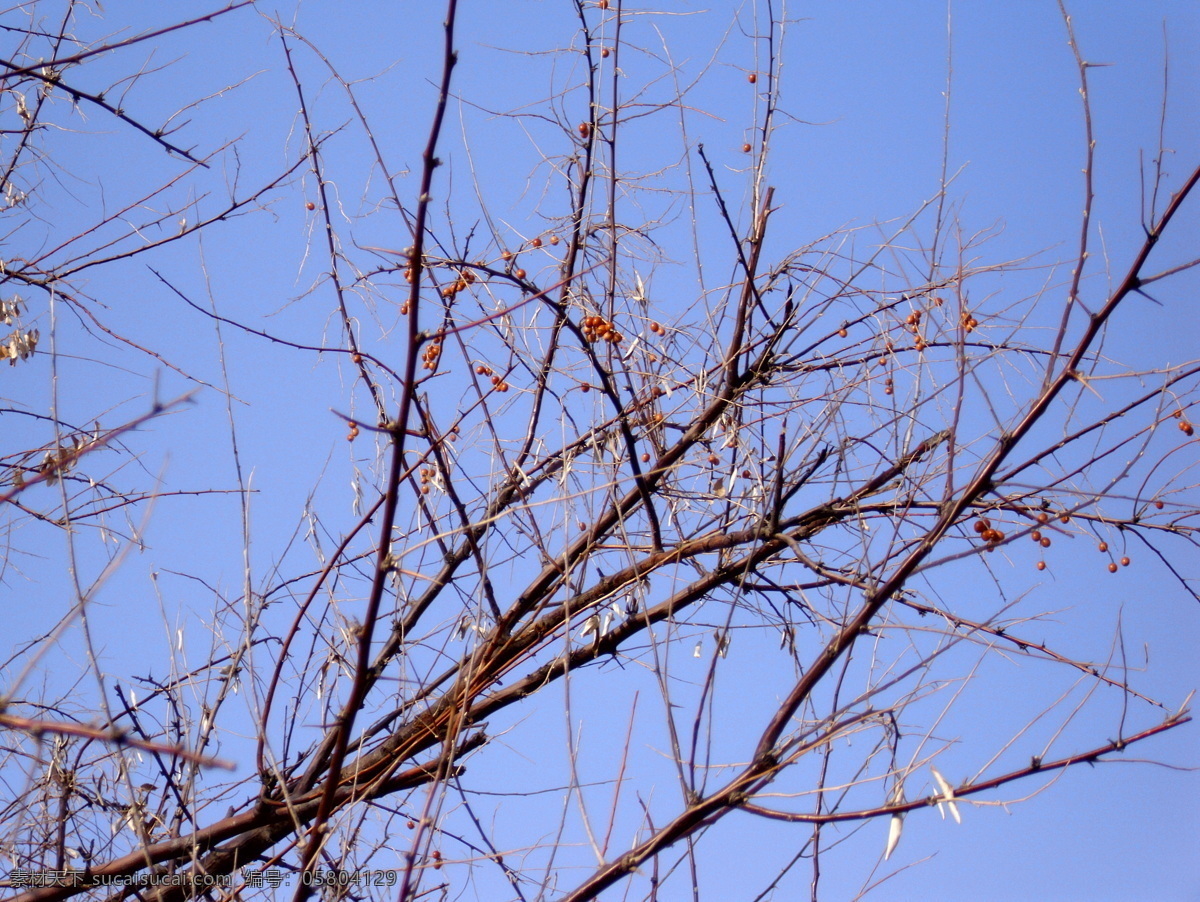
xmin=3 ymin=2 xmax=1198 ymax=900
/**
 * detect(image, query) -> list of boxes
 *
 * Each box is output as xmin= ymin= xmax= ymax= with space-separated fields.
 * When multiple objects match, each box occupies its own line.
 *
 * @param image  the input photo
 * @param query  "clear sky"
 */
xmin=3 ymin=2 xmax=1198 ymax=900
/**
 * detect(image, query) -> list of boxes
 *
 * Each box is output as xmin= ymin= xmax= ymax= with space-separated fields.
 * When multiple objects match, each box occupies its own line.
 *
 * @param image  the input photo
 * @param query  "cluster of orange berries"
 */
xmin=346 ymin=420 xmax=359 ymax=442
xmin=975 ymin=508 xmax=1141 ymax=574
xmin=1029 ymin=511 xmax=1055 ymax=549
xmin=1173 ymin=409 xmax=1194 ymax=436
xmin=421 ymin=341 xmax=442 ymax=370
xmin=961 ymin=310 xmax=979 ymax=332
xmin=973 ymin=516 xmax=1005 ymax=546
xmin=903 ymin=310 xmax=929 ymax=351
xmin=418 ymin=466 xmax=438 ymax=494
xmin=474 ymin=363 xmax=510 ymax=392
xmin=1094 ymin=539 xmax=1132 ymax=573
xmin=648 ymin=321 xmax=666 ymax=336
xmin=441 ymin=268 xmax=476 ymax=300
xmin=582 ymin=314 xmax=624 ymax=344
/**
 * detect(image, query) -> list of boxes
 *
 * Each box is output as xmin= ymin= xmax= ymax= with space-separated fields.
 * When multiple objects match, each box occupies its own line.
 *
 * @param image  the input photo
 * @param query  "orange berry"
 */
xmin=351 ymin=353 xmax=362 ymax=363
xmin=580 ymin=383 xmax=590 ymax=393
xmin=531 ymin=236 xmax=543 ymax=248
xmin=1180 ymin=421 xmax=1194 ymax=436
xmin=305 ymin=201 xmax=315 ymax=211
xmin=1036 ymin=512 xmax=1049 ymax=524
xmin=501 ymin=249 xmax=513 ymax=261
xmin=1107 ymin=562 xmax=1118 ymax=573
xmin=742 ymin=143 xmax=752 ymax=153
xmin=1097 ymin=541 xmax=1108 ymax=553
xmin=641 ymin=452 xmax=650 ymax=462
xmin=549 ymin=234 xmax=560 ymax=245
xmin=1059 ymin=514 xmax=1070 ymax=523
xmin=1040 ymin=536 xmax=1051 ymax=548
xmin=578 ymin=122 xmax=591 ymax=139
xmin=1031 ymin=530 xmax=1042 ymax=542
xmin=748 ymin=73 xmax=757 ymax=84
xmin=837 ymin=328 xmax=848 ymax=338
xmin=1036 ymin=560 xmax=1046 ymax=571
xmin=1121 ymin=556 xmax=1131 ymax=567
xmin=601 ymin=47 xmax=610 ymax=58
xmin=1154 ymin=500 xmax=1165 ymax=510
xmin=515 ymin=269 xmax=526 ymax=279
